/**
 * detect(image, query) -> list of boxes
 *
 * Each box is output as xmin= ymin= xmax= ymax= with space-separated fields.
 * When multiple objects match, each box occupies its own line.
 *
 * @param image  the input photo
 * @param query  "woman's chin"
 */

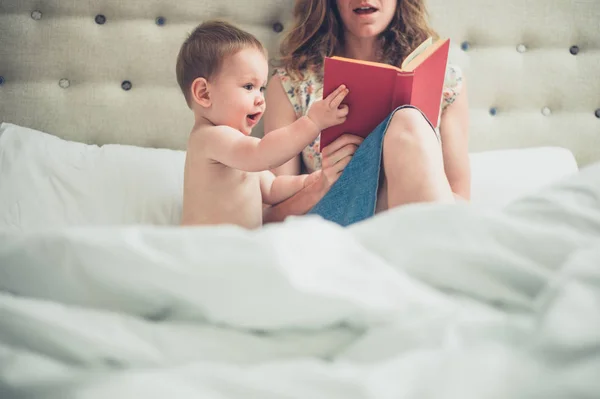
xmin=348 ymin=25 xmax=387 ymax=40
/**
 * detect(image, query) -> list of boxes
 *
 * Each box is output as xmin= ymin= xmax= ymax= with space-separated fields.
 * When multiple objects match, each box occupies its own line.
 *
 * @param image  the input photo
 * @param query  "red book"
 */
xmin=320 ymin=37 xmax=450 ymax=150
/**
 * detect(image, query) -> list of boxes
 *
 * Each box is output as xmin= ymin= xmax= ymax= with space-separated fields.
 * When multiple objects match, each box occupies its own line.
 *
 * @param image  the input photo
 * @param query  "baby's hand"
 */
xmin=307 ymin=85 xmax=349 ymax=131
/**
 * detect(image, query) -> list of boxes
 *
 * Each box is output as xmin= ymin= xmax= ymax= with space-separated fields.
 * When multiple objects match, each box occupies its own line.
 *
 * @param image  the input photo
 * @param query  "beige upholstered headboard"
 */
xmin=1 ymin=0 xmax=599 ymax=165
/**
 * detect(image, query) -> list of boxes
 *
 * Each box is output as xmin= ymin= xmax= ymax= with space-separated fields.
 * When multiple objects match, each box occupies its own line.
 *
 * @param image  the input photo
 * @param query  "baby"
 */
xmin=176 ymin=20 xmax=349 ymax=228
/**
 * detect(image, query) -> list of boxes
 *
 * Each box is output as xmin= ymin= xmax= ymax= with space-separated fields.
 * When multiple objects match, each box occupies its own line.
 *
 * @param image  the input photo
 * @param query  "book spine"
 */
xmin=390 ymin=72 xmax=414 ymax=112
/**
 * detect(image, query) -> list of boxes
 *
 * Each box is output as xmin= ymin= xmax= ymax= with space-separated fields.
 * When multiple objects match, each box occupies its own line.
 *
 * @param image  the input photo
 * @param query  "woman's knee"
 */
xmin=384 ymin=108 xmax=435 ymax=150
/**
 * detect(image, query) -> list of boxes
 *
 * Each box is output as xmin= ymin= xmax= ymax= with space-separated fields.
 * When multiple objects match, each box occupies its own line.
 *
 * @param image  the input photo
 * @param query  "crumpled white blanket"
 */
xmin=1 ymin=163 xmax=599 ymax=399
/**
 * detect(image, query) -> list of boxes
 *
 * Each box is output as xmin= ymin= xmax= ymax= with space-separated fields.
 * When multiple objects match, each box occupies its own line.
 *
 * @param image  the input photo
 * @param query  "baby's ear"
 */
xmin=190 ymin=77 xmax=211 ymax=108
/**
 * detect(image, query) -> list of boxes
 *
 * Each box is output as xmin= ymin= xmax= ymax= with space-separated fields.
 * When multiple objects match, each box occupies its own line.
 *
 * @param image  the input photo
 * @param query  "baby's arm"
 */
xmin=203 ymin=85 xmax=349 ymax=172
xmin=204 ymin=118 xmax=318 ymax=172
xmin=260 ymin=170 xmax=321 ymax=205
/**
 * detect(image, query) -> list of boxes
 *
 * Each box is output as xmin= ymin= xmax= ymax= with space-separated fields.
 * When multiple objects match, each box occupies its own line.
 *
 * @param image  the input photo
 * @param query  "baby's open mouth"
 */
xmin=247 ymin=113 xmax=261 ymax=122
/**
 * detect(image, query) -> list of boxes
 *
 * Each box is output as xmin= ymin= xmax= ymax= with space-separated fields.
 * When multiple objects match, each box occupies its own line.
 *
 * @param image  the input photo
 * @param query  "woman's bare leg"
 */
xmin=376 ymin=108 xmax=454 ymax=211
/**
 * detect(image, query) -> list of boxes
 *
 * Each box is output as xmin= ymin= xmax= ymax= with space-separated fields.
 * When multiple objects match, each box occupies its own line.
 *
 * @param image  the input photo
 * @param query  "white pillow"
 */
xmin=469 ymin=147 xmax=579 ymax=209
xmin=0 ymin=122 xmax=185 ymax=229
xmin=0 ymin=122 xmax=579 ymax=230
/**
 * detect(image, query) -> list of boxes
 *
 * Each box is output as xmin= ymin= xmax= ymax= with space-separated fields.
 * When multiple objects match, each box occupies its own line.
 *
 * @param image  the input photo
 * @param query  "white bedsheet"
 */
xmin=1 ymin=163 xmax=600 ymax=398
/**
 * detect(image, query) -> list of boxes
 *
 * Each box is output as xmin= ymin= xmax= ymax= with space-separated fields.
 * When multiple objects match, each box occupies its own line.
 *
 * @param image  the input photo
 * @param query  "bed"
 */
xmin=1 ymin=0 xmax=600 ymax=397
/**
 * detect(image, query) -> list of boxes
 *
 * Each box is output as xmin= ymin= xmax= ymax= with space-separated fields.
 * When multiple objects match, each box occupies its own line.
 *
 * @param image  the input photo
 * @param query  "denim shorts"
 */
xmin=307 ymin=105 xmax=437 ymax=227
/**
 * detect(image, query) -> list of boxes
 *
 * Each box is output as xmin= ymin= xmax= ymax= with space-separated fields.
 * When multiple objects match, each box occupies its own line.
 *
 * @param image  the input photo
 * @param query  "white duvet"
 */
xmin=1 ymin=163 xmax=599 ymax=398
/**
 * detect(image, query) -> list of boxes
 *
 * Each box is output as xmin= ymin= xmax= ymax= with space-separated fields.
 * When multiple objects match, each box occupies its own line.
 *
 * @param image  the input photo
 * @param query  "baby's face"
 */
xmin=208 ymin=48 xmax=268 ymax=135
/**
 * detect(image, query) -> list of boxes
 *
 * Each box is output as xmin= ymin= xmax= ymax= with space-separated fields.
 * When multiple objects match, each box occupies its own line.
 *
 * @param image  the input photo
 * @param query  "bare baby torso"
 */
xmin=181 ymin=134 xmax=264 ymax=229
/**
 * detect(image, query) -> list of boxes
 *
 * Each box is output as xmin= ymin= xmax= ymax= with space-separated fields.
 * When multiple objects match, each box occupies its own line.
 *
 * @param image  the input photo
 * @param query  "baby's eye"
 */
xmin=260 ymin=86 xmax=267 ymax=93
xmin=243 ymin=84 xmax=254 ymax=91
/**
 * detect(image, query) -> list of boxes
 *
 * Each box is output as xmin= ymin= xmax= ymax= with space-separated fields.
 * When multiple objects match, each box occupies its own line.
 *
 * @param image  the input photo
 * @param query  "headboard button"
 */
xmin=156 ymin=16 xmax=166 ymax=26
xmin=121 ymin=80 xmax=132 ymax=91
xmin=272 ymin=22 xmax=284 ymax=33
xmin=0 ymin=76 xmax=5 ymax=86
xmin=569 ymin=45 xmax=579 ymax=55
xmin=541 ymin=106 xmax=552 ymax=116
xmin=489 ymin=107 xmax=497 ymax=116
xmin=595 ymin=109 xmax=600 ymax=119
xmin=460 ymin=41 xmax=470 ymax=51
xmin=31 ymin=10 xmax=43 ymax=20
xmin=516 ymin=44 xmax=527 ymax=53
xmin=58 ymin=78 xmax=70 ymax=89
xmin=95 ymin=14 xmax=107 ymax=25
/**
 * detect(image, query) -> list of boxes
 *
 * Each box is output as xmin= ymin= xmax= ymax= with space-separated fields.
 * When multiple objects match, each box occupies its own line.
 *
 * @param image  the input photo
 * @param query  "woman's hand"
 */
xmin=316 ymin=134 xmax=364 ymax=190
xmin=303 ymin=170 xmax=322 ymax=188
xmin=263 ymin=134 xmax=363 ymax=224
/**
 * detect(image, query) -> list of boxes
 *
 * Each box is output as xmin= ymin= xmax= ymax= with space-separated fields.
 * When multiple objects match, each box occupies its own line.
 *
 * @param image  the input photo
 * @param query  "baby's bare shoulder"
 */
xmin=194 ymin=124 xmax=240 ymax=138
xmin=187 ymin=125 xmax=241 ymax=151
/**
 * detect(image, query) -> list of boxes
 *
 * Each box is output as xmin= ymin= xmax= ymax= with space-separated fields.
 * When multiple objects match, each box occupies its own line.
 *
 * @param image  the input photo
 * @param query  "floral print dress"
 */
xmin=274 ymin=64 xmax=464 ymax=173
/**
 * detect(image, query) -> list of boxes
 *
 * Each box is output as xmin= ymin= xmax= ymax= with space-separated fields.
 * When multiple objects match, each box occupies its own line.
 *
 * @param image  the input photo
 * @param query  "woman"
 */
xmin=263 ymin=0 xmax=470 ymax=226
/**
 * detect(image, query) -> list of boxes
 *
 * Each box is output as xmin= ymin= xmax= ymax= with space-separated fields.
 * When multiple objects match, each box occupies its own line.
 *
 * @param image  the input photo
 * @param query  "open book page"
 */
xmin=328 ymin=56 xmax=400 ymax=71
xmin=400 ymin=37 xmax=433 ymax=69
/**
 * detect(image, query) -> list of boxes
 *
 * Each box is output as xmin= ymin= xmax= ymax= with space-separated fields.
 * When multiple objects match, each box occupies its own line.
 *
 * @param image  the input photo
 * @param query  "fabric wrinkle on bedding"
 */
xmin=1 ymin=163 xmax=600 ymax=397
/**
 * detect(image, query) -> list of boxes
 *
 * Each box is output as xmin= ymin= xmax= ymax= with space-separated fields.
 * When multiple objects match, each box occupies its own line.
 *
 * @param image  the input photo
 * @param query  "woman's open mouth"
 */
xmin=353 ymin=6 xmax=378 ymax=15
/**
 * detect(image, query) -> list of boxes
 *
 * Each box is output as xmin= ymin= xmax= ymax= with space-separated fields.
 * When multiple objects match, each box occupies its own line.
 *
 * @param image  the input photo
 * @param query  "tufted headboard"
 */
xmin=1 ymin=0 xmax=599 ymax=165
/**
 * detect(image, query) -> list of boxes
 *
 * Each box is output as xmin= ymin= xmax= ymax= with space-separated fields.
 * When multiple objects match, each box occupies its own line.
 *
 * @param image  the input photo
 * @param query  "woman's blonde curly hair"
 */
xmin=277 ymin=0 xmax=438 ymax=80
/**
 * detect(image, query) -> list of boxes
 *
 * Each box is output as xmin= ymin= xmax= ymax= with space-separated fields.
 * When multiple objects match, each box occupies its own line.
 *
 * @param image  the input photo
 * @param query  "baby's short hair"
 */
xmin=176 ymin=20 xmax=267 ymax=106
